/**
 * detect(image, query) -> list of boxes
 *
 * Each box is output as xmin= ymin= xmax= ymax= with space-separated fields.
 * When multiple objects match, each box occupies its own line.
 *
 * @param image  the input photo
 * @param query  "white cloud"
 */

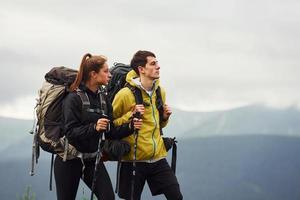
xmin=0 ymin=95 xmax=36 ymax=120
xmin=0 ymin=0 xmax=300 ymax=118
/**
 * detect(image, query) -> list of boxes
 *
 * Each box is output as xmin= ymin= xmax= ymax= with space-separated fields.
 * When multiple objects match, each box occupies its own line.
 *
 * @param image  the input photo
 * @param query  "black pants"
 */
xmin=118 ymin=158 xmax=183 ymax=200
xmin=54 ymin=156 xmax=115 ymax=200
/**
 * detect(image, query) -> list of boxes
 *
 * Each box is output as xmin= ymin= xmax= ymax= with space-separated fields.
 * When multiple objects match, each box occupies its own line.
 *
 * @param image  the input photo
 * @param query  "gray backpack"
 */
xmin=29 ymin=67 xmax=81 ymax=190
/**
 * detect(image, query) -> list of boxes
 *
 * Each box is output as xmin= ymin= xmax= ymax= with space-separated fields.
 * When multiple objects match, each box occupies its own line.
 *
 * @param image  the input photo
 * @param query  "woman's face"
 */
xmin=95 ymin=62 xmax=111 ymax=85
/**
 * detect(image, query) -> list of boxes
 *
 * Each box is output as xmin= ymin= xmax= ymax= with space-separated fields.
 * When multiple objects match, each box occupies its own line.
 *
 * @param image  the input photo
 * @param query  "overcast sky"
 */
xmin=1 ymin=0 xmax=300 ymax=119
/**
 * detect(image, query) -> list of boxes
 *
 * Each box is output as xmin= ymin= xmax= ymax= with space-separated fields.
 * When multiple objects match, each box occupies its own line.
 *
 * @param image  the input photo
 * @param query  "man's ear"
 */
xmin=138 ymin=66 xmax=144 ymax=74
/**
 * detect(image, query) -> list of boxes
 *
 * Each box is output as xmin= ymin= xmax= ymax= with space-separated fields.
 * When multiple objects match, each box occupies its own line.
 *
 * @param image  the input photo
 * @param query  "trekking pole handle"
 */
xmin=133 ymin=111 xmax=141 ymax=119
xmin=102 ymin=114 xmax=109 ymax=135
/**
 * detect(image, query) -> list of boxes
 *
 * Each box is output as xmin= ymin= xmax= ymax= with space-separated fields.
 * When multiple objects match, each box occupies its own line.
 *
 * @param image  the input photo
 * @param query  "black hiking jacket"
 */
xmin=63 ymin=84 xmax=133 ymax=153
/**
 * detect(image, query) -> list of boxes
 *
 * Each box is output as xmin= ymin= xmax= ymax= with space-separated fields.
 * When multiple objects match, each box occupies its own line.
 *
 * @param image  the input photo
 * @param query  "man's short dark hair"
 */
xmin=130 ymin=50 xmax=156 ymax=75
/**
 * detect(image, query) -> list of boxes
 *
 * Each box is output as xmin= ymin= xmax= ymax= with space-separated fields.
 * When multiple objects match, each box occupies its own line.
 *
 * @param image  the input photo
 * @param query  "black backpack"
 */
xmin=107 ymin=63 xmax=133 ymax=103
xmin=107 ymin=63 xmax=164 ymax=132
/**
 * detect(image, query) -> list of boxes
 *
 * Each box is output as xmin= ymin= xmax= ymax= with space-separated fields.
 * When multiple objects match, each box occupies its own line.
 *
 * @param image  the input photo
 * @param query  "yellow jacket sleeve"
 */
xmin=112 ymin=87 xmax=135 ymax=126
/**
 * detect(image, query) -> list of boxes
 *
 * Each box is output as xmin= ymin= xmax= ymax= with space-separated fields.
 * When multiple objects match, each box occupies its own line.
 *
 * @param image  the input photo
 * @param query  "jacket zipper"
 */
xmin=149 ymin=94 xmax=158 ymax=160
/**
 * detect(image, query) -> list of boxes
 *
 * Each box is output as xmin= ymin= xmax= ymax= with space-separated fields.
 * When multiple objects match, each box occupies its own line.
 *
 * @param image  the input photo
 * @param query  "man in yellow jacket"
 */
xmin=112 ymin=50 xmax=183 ymax=200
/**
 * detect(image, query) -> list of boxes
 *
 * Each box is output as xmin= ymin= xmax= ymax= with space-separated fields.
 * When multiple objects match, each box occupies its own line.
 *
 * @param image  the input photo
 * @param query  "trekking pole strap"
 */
xmin=171 ymin=138 xmax=177 ymax=174
xmin=115 ymin=161 xmax=121 ymax=194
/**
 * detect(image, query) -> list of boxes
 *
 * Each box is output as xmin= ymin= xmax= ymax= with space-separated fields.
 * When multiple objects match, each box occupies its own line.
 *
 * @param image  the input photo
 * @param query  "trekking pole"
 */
xmin=131 ymin=111 xmax=141 ymax=200
xmin=90 ymin=132 xmax=104 ymax=200
xmin=90 ymin=115 xmax=107 ymax=200
xmin=29 ymin=111 xmax=38 ymax=176
xmin=30 ymin=131 xmax=37 ymax=176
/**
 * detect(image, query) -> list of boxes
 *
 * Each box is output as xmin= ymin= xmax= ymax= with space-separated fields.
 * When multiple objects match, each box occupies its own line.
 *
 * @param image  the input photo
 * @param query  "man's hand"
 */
xmin=133 ymin=104 xmax=145 ymax=116
xmin=132 ymin=118 xmax=143 ymax=130
xmin=163 ymin=104 xmax=172 ymax=121
xmin=95 ymin=118 xmax=110 ymax=132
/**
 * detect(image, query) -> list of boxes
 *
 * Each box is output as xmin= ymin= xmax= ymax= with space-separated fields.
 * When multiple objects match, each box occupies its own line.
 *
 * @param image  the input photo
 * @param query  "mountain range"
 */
xmin=1 ymin=104 xmax=300 ymax=144
xmin=1 ymin=104 xmax=300 ymax=200
xmin=165 ymin=104 xmax=300 ymax=138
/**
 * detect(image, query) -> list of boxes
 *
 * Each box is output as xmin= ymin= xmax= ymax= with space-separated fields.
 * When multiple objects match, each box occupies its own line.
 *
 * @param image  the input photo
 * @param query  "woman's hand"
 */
xmin=95 ymin=118 xmax=110 ymax=132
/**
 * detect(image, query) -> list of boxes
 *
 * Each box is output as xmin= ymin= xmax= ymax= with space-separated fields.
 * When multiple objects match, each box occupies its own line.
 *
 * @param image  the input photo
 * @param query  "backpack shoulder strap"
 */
xmin=155 ymin=86 xmax=164 ymax=135
xmin=126 ymin=84 xmax=143 ymax=105
xmin=155 ymin=86 xmax=164 ymax=121
xmin=76 ymin=89 xmax=90 ymax=111
xmin=99 ymin=88 xmax=108 ymax=116
xmin=76 ymin=88 xmax=108 ymax=115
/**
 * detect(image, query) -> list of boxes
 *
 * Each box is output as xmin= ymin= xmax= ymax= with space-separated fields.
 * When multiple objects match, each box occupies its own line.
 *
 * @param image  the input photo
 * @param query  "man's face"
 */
xmin=139 ymin=56 xmax=160 ymax=80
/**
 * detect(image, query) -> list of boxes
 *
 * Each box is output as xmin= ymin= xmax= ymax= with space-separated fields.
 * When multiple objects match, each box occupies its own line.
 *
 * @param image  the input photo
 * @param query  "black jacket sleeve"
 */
xmin=63 ymin=93 xmax=98 ymax=140
xmin=105 ymin=100 xmax=134 ymax=140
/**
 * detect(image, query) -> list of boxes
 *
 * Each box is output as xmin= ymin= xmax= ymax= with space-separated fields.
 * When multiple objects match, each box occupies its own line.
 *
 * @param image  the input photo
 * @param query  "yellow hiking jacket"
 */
xmin=112 ymin=70 xmax=168 ymax=161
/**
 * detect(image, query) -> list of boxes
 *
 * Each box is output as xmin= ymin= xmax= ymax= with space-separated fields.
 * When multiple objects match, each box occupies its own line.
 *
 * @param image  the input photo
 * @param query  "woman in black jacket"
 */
xmin=54 ymin=53 xmax=142 ymax=200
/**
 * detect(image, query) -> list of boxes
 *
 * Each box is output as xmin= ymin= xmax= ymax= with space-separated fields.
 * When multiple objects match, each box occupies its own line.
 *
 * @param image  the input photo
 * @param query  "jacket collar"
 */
xmin=125 ymin=70 xmax=160 ymax=93
xmin=79 ymin=83 xmax=100 ymax=97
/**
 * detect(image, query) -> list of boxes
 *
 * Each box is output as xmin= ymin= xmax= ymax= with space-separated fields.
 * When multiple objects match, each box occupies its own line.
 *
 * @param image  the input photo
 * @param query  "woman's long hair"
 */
xmin=70 ymin=53 xmax=107 ymax=91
